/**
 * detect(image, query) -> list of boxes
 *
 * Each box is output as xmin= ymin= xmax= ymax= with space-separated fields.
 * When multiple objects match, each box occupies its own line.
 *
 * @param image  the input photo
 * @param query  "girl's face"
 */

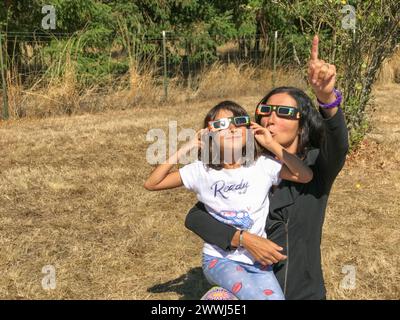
xmin=260 ymin=93 xmax=300 ymax=153
xmin=212 ymin=109 xmax=248 ymax=156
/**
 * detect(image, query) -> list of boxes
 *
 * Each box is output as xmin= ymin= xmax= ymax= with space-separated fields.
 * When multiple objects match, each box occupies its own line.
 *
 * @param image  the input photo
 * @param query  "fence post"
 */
xmin=162 ymin=30 xmax=168 ymax=101
xmin=272 ymin=31 xmax=278 ymax=89
xmin=0 ymin=32 xmax=9 ymax=120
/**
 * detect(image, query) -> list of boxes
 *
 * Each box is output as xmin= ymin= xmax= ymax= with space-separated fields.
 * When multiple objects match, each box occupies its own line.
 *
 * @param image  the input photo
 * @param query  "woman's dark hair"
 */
xmin=200 ymin=100 xmax=261 ymax=170
xmin=255 ymin=86 xmax=326 ymax=158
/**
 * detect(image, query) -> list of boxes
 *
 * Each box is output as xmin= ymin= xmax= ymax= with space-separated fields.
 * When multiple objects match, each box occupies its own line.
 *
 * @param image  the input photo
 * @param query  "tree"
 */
xmin=262 ymin=0 xmax=400 ymax=145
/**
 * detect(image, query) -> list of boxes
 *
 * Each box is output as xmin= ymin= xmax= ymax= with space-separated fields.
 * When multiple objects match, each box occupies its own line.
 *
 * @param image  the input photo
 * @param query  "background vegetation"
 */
xmin=0 ymin=0 xmax=399 ymax=145
xmin=0 ymin=1 xmax=399 ymax=300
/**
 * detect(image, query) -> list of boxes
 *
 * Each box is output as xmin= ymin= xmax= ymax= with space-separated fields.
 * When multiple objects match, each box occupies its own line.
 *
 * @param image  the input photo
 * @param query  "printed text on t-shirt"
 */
xmin=210 ymin=179 xmax=249 ymax=199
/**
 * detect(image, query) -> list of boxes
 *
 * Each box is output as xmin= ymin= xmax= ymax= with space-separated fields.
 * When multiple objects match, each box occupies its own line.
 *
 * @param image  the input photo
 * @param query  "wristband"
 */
xmin=317 ymin=88 xmax=342 ymax=109
xmin=239 ymin=230 xmax=245 ymax=248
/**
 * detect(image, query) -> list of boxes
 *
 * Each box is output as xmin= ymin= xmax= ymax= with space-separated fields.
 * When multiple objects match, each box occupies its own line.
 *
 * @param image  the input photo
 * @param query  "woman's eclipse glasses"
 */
xmin=256 ymin=104 xmax=300 ymax=120
xmin=207 ymin=105 xmax=299 ymax=131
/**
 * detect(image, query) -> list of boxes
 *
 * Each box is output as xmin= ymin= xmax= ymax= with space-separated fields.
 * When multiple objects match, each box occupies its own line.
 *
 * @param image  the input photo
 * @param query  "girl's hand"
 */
xmin=242 ymin=232 xmax=287 ymax=266
xmin=250 ymin=121 xmax=275 ymax=150
xmin=179 ymin=128 xmax=207 ymax=155
xmin=308 ymin=35 xmax=337 ymax=103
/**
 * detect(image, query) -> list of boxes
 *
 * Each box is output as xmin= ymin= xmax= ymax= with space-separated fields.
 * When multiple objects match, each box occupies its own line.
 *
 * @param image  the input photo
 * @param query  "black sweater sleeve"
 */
xmin=316 ymin=107 xmax=349 ymax=187
xmin=185 ymin=202 xmax=237 ymax=251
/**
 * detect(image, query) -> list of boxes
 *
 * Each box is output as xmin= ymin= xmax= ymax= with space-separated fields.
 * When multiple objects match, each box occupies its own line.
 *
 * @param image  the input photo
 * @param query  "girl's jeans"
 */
xmin=202 ymin=253 xmax=285 ymax=300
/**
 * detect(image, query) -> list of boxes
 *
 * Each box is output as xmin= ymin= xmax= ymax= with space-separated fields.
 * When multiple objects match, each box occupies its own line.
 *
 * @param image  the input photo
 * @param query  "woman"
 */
xmin=185 ymin=35 xmax=349 ymax=300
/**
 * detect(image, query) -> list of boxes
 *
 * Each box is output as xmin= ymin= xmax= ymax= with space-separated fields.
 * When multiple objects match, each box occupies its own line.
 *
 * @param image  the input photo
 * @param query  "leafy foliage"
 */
xmin=0 ymin=0 xmax=399 ymax=146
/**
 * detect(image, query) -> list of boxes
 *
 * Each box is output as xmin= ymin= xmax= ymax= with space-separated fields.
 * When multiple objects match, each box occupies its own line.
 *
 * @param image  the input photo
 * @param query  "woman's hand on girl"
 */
xmin=242 ymin=232 xmax=287 ymax=266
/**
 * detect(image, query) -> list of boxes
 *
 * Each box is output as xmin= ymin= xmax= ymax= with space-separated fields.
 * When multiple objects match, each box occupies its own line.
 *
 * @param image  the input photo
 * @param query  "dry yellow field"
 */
xmin=0 ymin=85 xmax=399 ymax=299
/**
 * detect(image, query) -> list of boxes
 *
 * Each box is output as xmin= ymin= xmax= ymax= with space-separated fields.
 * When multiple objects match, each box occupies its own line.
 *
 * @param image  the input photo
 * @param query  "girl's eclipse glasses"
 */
xmin=208 ymin=116 xmax=250 ymax=131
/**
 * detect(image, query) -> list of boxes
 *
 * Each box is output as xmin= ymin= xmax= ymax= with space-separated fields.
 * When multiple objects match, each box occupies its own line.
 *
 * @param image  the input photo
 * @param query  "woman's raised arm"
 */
xmin=308 ymin=35 xmax=349 ymax=184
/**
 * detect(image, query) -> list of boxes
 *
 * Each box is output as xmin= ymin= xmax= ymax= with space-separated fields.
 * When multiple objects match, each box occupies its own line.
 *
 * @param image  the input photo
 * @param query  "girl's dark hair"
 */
xmin=200 ymin=100 xmax=261 ymax=170
xmin=255 ymin=86 xmax=326 ymax=158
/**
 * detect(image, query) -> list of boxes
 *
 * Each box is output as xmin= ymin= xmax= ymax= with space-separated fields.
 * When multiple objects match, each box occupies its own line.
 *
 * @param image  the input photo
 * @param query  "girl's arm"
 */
xmin=269 ymin=142 xmax=313 ymax=183
xmin=144 ymin=129 xmax=205 ymax=191
xmin=143 ymin=165 xmax=183 ymax=191
xmin=250 ymin=122 xmax=313 ymax=183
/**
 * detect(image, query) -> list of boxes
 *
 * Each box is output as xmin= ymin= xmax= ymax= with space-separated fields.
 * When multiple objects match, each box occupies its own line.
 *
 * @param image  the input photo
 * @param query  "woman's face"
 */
xmin=211 ymin=109 xmax=247 ymax=156
xmin=260 ymin=93 xmax=300 ymax=153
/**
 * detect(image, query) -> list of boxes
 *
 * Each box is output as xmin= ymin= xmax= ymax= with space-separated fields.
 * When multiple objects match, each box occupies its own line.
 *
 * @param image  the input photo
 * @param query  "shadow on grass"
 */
xmin=147 ymin=267 xmax=211 ymax=300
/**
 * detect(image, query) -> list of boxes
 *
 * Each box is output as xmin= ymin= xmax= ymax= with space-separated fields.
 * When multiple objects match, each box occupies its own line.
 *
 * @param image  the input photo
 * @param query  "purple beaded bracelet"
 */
xmin=317 ymin=88 xmax=342 ymax=109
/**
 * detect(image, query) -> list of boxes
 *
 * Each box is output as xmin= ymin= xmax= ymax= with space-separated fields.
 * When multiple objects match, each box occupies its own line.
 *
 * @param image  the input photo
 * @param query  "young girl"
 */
xmin=144 ymin=100 xmax=313 ymax=300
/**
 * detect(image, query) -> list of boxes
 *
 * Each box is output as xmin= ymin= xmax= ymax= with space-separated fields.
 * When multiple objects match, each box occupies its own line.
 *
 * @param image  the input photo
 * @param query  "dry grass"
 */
xmin=195 ymin=63 xmax=305 ymax=100
xmin=4 ymin=52 xmax=82 ymax=118
xmin=0 ymin=81 xmax=399 ymax=299
xmin=2 ymin=64 xmax=304 ymax=119
xmin=322 ymin=83 xmax=400 ymax=299
xmin=0 ymin=98 xmax=258 ymax=299
xmin=376 ymin=48 xmax=400 ymax=85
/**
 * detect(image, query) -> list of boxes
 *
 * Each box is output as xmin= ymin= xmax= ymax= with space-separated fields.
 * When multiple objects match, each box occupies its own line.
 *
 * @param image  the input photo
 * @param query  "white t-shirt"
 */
xmin=179 ymin=155 xmax=282 ymax=265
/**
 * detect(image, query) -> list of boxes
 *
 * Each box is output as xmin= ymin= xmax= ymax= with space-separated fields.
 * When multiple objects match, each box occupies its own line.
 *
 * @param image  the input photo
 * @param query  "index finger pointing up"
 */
xmin=311 ymin=34 xmax=319 ymax=61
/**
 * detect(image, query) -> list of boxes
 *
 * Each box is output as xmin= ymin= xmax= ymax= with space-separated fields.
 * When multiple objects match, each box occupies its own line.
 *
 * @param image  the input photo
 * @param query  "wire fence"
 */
xmin=0 ymin=30 xmax=295 ymax=119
